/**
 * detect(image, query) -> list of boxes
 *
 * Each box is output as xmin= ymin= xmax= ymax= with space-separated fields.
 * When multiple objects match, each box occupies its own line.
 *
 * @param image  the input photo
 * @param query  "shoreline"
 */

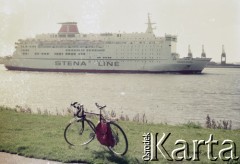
xmin=207 ymin=65 xmax=240 ymax=68
xmin=2 ymin=104 xmax=240 ymax=130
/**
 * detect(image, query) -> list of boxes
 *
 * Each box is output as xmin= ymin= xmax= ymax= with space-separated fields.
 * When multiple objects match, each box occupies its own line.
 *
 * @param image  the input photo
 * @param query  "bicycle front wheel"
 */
xmin=108 ymin=122 xmax=128 ymax=156
xmin=64 ymin=118 xmax=95 ymax=146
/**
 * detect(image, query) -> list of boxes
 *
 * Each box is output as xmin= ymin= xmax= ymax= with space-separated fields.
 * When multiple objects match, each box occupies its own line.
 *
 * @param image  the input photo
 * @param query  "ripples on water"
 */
xmin=0 ymin=64 xmax=240 ymax=129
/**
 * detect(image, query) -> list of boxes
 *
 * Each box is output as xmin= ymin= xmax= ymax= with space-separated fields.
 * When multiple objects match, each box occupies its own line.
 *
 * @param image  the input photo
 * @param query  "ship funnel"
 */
xmin=58 ymin=22 xmax=79 ymax=37
xmin=221 ymin=45 xmax=226 ymax=65
xmin=188 ymin=45 xmax=192 ymax=58
xmin=201 ymin=45 xmax=206 ymax=58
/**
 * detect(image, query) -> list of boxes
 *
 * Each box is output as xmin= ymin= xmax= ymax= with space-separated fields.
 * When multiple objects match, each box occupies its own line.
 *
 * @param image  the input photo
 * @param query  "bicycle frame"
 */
xmin=77 ymin=108 xmax=106 ymax=133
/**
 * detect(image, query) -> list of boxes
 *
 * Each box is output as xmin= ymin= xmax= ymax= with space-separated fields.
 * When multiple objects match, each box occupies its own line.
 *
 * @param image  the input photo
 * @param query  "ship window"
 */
xmin=59 ymin=34 xmax=66 ymax=38
xmin=68 ymin=34 xmax=74 ymax=37
xmin=166 ymin=37 xmax=171 ymax=41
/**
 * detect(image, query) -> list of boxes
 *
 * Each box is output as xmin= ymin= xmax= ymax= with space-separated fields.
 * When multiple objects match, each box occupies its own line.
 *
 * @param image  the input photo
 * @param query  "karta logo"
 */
xmin=142 ymin=133 xmax=239 ymax=162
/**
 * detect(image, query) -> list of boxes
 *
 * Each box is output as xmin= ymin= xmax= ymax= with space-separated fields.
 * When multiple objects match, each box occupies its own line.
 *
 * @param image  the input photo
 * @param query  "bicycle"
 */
xmin=64 ymin=102 xmax=128 ymax=156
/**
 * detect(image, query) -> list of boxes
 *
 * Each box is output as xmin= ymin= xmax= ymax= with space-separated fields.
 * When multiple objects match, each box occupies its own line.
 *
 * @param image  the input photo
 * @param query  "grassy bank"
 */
xmin=0 ymin=106 xmax=239 ymax=164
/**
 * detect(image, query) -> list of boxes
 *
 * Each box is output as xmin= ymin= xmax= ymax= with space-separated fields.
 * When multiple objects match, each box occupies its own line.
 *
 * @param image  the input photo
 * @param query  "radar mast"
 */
xmin=145 ymin=13 xmax=156 ymax=34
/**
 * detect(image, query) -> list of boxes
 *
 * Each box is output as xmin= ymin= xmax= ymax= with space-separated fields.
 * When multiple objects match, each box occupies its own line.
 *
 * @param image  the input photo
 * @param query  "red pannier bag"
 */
xmin=95 ymin=121 xmax=115 ymax=147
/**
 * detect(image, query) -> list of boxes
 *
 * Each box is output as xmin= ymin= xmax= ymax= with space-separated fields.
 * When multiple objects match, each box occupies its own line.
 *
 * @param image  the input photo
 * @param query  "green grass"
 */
xmin=0 ymin=106 xmax=240 ymax=163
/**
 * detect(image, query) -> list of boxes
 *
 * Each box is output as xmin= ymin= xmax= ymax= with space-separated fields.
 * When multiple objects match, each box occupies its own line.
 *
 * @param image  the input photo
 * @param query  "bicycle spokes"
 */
xmin=89 ymin=132 xmax=95 ymax=139
xmin=79 ymin=127 xmax=84 ymax=135
xmin=108 ymin=122 xmax=128 ymax=156
xmin=112 ymin=130 xmax=119 ymax=145
xmin=64 ymin=119 xmax=95 ymax=146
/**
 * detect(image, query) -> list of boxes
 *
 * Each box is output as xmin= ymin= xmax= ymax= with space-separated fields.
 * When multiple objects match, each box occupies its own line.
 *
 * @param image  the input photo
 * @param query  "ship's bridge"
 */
xmin=165 ymin=34 xmax=177 ymax=42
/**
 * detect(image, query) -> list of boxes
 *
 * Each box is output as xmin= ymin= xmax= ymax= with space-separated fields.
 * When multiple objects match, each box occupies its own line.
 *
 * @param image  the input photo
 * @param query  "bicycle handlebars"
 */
xmin=71 ymin=102 xmax=83 ymax=117
xmin=70 ymin=102 xmax=106 ymax=117
xmin=95 ymin=103 xmax=106 ymax=110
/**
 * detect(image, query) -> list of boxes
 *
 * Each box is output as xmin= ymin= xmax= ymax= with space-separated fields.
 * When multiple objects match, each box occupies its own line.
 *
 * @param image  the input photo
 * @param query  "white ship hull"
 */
xmin=5 ymin=57 xmax=210 ymax=73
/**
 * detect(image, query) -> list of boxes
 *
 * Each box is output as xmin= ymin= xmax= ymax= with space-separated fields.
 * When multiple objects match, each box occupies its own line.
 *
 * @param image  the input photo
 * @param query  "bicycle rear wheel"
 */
xmin=108 ymin=122 xmax=128 ymax=156
xmin=64 ymin=118 xmax=95 ymax=146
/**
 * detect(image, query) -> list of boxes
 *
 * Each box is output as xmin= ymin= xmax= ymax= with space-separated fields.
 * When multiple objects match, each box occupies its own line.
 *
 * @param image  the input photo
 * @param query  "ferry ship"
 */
xmin=5 ymin=15 xmax=211 ymax=73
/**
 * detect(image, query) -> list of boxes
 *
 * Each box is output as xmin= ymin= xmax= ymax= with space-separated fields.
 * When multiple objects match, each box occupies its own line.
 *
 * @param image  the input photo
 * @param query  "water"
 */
xmin=0 ymin=64 xmax=240 ymax=129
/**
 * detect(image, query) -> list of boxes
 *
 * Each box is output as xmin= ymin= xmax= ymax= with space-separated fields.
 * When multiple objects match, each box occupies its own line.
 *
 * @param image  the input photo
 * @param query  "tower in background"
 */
xmin=201 ymin=45 xmax=206 ymax=58
xmin=221 ymin=45 xmax=226 ymax=65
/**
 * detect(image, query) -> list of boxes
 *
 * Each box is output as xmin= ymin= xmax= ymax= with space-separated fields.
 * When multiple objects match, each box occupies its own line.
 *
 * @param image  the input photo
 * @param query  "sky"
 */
xmin=0 ymin=0 xmax=239 ymax=63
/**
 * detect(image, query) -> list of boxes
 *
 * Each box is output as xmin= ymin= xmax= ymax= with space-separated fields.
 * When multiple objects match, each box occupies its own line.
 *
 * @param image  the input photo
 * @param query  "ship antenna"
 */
xmin=188 ymin=45 xmax=193 ymax=58
xmin=201 ymin=44 xmax=206 ymax=58
xmin=145 ymin=13 xmax=156 ymax=34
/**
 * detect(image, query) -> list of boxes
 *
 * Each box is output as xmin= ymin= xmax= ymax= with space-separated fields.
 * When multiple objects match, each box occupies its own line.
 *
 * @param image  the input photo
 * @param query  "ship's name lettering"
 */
xmin=98 ymin=61 xmax=120 ymax=67
xmin=55 ymin=61 xmax=87 ymax=66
